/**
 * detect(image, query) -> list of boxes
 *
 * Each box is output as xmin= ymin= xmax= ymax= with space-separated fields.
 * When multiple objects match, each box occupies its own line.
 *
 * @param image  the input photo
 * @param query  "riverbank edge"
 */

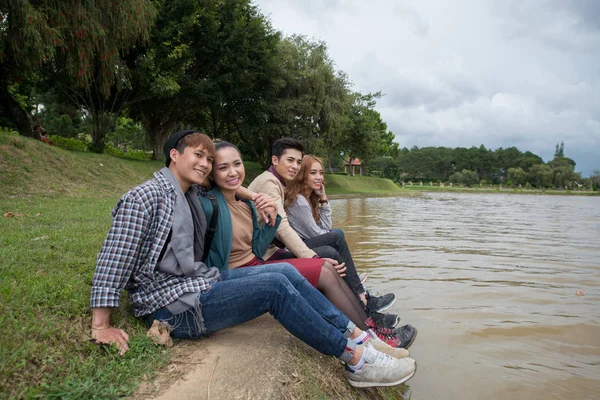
xmin=130 ymin=316 xmax=410 ymax=400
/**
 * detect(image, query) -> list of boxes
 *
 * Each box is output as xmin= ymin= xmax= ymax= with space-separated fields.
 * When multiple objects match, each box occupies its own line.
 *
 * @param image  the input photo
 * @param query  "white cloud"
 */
xmin=255 ymin=0 xmax=600 ymax=175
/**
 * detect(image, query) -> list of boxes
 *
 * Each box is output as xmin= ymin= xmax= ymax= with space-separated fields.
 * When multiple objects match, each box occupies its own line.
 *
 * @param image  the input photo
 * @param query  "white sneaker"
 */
xmin=347 ymin=343 xmax=416 ymax=388
xmin=368 ymin=330 xmax=409 ymax=359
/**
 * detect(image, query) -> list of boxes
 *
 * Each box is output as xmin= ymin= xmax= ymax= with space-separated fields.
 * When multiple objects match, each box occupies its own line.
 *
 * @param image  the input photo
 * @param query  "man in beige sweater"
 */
xmin=249 ymin=138 xmax=418 ymax=350
xmin=248 ymin=138 xmax=339 ymax=261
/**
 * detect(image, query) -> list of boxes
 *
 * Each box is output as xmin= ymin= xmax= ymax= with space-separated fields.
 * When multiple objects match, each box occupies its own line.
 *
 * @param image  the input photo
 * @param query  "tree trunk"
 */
xmin=0 ymin=72 xmax=36 ymax=139
xmin=327 ymin=147 xmax=334 ymax=173
xmin=89 ymin=112 xmax=116 ymax=153
xmin=145 ymin=119 xmax=175 ymax=161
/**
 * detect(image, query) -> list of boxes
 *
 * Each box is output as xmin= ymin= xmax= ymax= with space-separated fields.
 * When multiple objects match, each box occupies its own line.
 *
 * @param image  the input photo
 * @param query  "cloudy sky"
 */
xmin=254 ymin=0 xmax=599 ymax=177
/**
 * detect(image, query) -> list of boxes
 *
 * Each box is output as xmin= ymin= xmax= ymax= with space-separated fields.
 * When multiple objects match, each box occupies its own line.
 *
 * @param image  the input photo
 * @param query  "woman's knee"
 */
xmin=318 ymin=262 xmax=336 ymax=285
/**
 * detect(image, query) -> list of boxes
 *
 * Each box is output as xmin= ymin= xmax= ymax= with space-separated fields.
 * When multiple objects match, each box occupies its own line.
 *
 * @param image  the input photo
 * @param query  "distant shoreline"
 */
xmin=328 ymin=187 xmax=599 ymax=199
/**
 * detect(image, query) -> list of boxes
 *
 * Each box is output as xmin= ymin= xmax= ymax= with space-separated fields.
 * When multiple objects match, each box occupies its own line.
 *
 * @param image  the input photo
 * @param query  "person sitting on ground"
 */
xmin=40 ymin=131 xmax=54 ymax=146
xmin=89 ymin=130 xmax=416 ymax=388
xmin=249 ymin=138 xmax=417 ymax=349
xmin=285 ymin=155 xmax=412 ymax=336
xmin=198 ymin=140 xmax=409 ymax=348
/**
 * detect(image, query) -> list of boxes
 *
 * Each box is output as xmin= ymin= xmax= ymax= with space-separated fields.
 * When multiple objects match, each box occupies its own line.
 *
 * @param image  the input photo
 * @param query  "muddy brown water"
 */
xmin=331 ymin=192 xmax=600 ymax=400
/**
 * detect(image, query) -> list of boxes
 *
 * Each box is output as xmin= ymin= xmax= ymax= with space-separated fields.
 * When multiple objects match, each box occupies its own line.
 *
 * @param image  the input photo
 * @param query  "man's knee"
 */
xmin=330 ymin=228 xmax=346 ymax=240
xmin=256 ymin=271 xmax=299 ymax=297
xmin=314 ymin=245 xmax=341 ymax=260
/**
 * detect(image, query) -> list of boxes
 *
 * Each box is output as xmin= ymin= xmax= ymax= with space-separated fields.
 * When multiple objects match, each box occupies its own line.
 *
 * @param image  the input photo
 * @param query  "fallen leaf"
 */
xmin=147 ymin=320 xmax=173 ymax=347
xmin=33 ymin=235 xmax=50 ymax=241
xmin=575 ymin=289 xmax=585 ymax=297
xmin=34 ymin=213 xmax=41 ymax=217
xmin=3 ymin=212 xmax=25 ymax=218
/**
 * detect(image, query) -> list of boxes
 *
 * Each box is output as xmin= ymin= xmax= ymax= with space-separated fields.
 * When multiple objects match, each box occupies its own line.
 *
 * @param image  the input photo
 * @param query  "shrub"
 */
xmin=104 ymin=144 xmax=152 ymax=160
xmin=51 ymin=135 xmax=89 ymax=152
xmin=0 ymin=127 xmax=18 ymax=135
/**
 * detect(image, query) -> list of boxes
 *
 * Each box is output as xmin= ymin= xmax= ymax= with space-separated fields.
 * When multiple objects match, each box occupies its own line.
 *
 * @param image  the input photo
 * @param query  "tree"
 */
xmin=507 ymin=167 xmax=527 ymax=186
xmin=554 ymin=141 xmax=564 ymax=158
xmin=342 ymin=92 xmax=392 ymax=169
xmin=591 ymin=169 xmax=600 ymax=190
xmin=449 ymin=171 xmax=463 ymax=185
xmin=129 ymin=0 xmax=281 ymax=160
xmin=461 ymin=169 xmax=479 ymax=187
xmin=529 ymin=164 xmax=553 ymax=188
xmin=0 ymin=0 xmax=155 ymax=140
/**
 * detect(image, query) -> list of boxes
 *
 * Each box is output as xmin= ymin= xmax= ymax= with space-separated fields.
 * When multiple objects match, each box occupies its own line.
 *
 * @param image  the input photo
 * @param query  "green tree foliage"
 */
xmin=342 ymin=92 xmax=391 ymax=169
xmin=508 ymin=167 xmax=527 ymax=186
xmin=106 ymin=117 xmax=146 ymax=150
xmin=529 ymin=164 xmax=554 ymax=188
xmin=449 ymin=171 xmax=463 ymax=185
xmin=590 ymin=169 xmax=600 ymax=190
xmin=128 ymin=0 xmax=281 ymax=160
xmin=0 ymin=0 xmax=155 ymax=139
xmin=461 ymin=169 xmax=479 ymax=187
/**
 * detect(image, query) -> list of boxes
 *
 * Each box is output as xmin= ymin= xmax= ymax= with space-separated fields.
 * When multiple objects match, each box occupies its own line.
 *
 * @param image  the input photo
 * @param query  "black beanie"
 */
xmin=163 ymin=130 xmax=202 ymax=167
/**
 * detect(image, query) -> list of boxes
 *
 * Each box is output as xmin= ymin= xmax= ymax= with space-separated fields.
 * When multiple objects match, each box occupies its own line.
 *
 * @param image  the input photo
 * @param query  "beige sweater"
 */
xmin=248 ymin=171 xmax=317 ymax=259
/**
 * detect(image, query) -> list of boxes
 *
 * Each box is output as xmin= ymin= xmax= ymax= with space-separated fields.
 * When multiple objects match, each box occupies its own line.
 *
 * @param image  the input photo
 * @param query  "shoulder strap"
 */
xmin=202 ymin=195 xmax=218 ymax=262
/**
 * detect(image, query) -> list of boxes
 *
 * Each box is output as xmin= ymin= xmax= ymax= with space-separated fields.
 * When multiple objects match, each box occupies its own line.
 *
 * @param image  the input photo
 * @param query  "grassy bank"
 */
xmin=0 ymin=196 xmax=169 ymax=398
xmin=0 ymin=134 xmax=403 ymax=199
xmin=0 ymin=134 xmax=410 ymax=399
xmin=399 ymin=184 xmax=599 ymax=196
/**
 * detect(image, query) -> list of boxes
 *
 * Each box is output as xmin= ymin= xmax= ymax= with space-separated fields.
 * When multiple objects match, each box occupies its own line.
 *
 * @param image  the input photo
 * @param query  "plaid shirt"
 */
xmin=90 ymin=171 xmax=219 ymax=317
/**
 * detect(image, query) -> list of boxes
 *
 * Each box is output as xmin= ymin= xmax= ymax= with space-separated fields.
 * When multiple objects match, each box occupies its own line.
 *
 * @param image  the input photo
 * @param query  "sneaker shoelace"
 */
xmin=372 ymin=350 xmax=396 ymax=368
xmin=375 ymin=323 xmax=397 ymax=336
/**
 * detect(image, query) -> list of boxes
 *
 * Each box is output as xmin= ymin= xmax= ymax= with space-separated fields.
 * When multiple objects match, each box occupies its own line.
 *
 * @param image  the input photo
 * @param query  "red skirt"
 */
xmin=238 ymin=256 xmax=323 ymax=287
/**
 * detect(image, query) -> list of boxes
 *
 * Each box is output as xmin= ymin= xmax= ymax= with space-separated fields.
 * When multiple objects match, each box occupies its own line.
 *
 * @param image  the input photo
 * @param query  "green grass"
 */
xmin=400 ymin=184 xmax=600 ymax=196
xmin=0 ymin=196 xmax=169 ymax=399
xmin=287 ymin=340 xmax=409 ymax=400
xmin=0 ymin=134 xmax=404 ymax=199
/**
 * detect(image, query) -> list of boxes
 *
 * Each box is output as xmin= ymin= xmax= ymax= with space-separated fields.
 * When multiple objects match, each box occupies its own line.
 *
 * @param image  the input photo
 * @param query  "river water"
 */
xmin=331 ymin=192 xmax=600 ymax=400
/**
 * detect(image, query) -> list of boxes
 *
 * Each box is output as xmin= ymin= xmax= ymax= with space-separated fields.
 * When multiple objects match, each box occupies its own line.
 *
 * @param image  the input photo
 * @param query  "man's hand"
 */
xmin=258 ymin=206 xmax=277 ymax=226
xmin=321 ymin=257 xmax=346 ymax=277
xmin=92 ymin=326 xmax=130 ymax=356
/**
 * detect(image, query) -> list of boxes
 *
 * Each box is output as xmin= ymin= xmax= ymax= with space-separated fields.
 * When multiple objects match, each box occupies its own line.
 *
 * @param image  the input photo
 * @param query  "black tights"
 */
xmin=317 ymin=262 xmax=369 ymax=331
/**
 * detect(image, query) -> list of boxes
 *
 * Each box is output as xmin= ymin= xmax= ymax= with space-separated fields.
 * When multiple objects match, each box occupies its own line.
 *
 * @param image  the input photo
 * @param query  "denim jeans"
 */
xmin=146 ymin=263 xmax=350 ymax=357
xmin=304 ymin=228 xmax=365 ymax=295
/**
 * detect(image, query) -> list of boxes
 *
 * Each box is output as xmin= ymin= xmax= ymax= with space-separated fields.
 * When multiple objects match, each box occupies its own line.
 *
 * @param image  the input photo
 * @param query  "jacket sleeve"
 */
xmin=90 ymin=192 xmax=149 ymax=309
xmin=287 ymin=195 xmax=331 ymax=239
xmin=250 ymin=175 xmax=317 ymax=258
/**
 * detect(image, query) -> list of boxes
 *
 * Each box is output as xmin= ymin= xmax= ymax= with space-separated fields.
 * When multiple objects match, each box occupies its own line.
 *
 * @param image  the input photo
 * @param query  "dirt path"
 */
xmin=131 ymin=315 xmax=298 ymax=400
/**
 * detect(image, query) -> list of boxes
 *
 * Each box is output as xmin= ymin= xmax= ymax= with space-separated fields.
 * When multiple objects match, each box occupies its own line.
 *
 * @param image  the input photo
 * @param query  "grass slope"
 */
xmin=0 ymin=134 xmax=402 ymax=199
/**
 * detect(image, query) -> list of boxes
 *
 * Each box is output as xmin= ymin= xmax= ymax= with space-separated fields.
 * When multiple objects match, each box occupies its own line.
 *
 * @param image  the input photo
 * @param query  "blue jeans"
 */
xmin=146 ymin=263 xmax=351 ymax=357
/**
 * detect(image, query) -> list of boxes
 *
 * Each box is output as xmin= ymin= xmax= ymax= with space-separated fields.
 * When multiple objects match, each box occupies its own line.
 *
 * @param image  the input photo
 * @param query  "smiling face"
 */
xmin=272 ymin=148 xmax=303 ymax=182
xmin=212 ymin=146 xmax=245 ymax=197
xmin=169 ymin=144 xmax=213 ymax=192
xmin=304 ymin=160 xmax=324 ymax=191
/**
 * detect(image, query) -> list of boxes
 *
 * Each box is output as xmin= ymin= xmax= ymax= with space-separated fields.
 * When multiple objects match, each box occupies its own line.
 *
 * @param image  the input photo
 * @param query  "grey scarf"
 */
xmin=158 ymin=168 xmax=220 ymax=325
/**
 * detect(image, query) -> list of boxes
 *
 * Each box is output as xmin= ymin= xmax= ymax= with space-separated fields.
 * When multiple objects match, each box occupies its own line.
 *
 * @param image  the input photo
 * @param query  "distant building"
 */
xmin=343 ymin=158 xmax=362 ymax=176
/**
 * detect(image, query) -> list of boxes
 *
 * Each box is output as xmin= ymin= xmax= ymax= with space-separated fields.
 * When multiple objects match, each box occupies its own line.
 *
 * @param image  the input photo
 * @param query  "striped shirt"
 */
xmin=90 ymin=171 xmax=219 ymax=317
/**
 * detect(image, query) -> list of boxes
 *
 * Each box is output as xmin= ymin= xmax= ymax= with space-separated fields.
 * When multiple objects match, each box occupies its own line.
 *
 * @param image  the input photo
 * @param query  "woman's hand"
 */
xmin=314 ymin=184 xmax=327 ymax=199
